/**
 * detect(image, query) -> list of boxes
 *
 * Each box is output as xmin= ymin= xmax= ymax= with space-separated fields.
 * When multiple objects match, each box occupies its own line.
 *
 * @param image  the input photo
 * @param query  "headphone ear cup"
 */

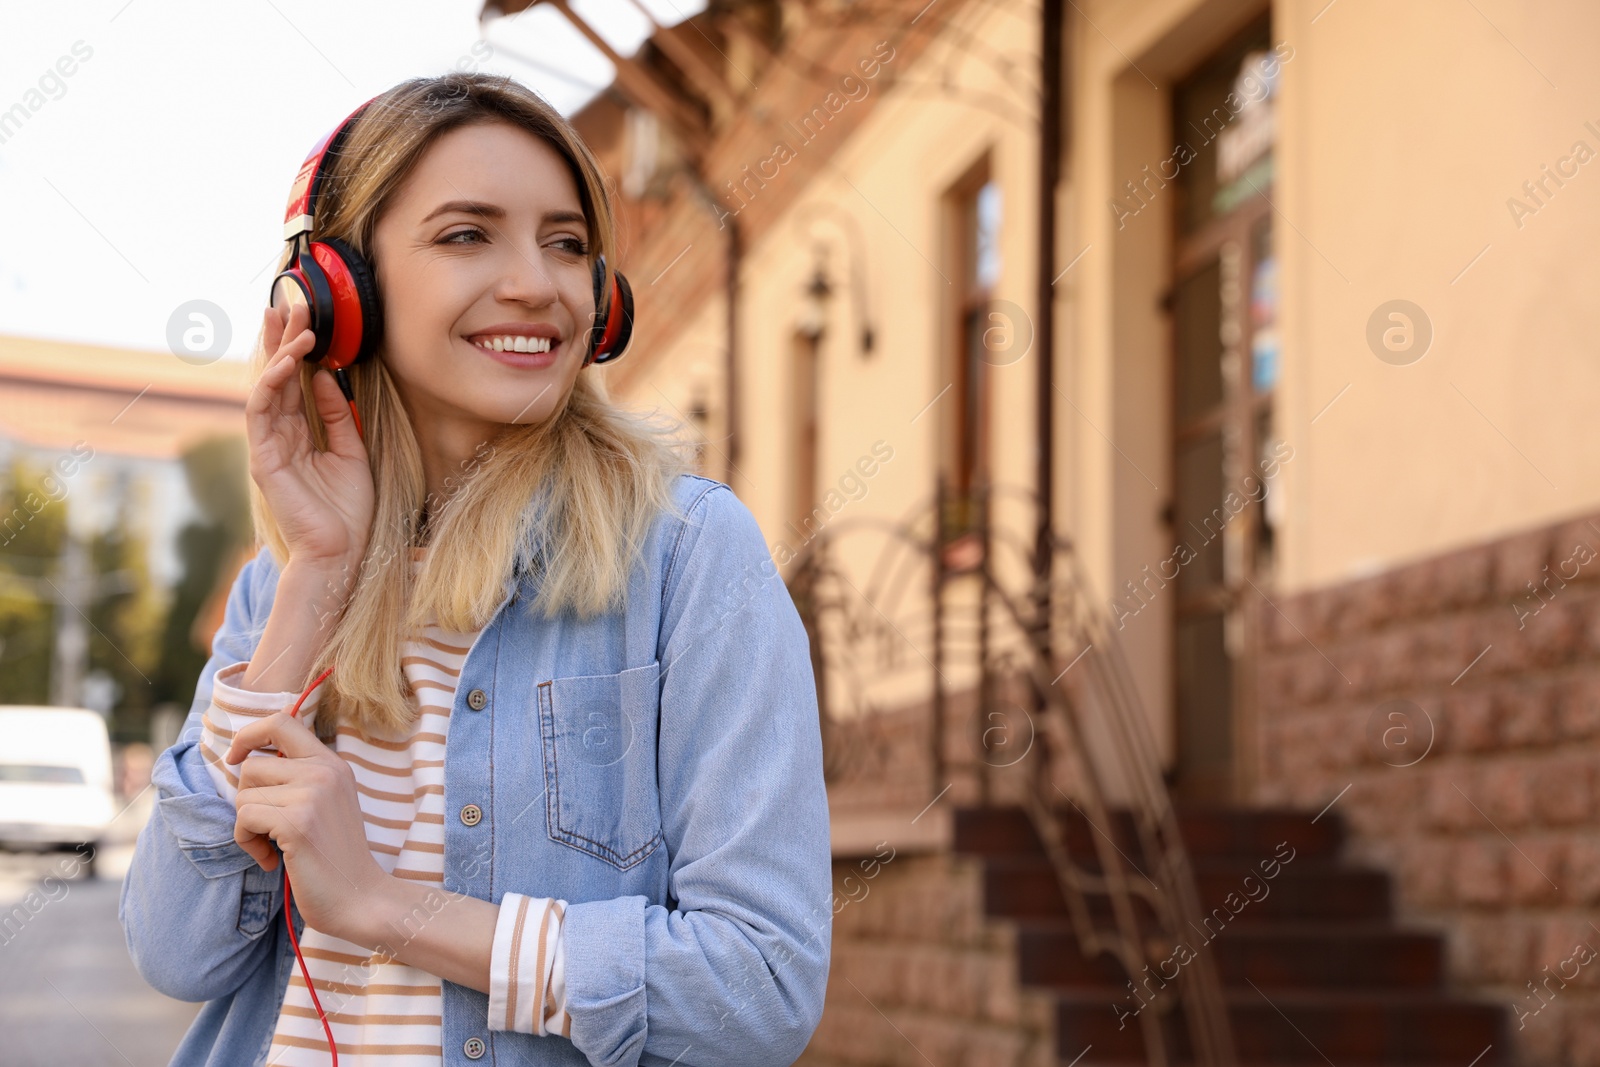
xmin=319 ymin=236 xmax=383 ymax=369
xmin=587 ymin=256 xmax=607 ymax=366
xmin=589 ymin=269 xmax=634 ymax=366
xmin=271 ymin=256 xmax=334 ymax=363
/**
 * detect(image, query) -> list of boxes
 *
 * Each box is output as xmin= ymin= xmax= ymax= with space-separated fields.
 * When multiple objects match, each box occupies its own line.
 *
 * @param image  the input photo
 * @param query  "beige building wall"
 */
xmin=1272 ymin=0 xmax=1600 ymax=592
xmin=616 ymin=0 xmax=1600 ymax=773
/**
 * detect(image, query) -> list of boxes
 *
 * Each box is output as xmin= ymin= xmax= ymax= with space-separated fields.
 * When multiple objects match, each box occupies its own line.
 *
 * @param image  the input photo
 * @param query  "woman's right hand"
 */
xmin=246 ymin=300 xmax=376 ymax=583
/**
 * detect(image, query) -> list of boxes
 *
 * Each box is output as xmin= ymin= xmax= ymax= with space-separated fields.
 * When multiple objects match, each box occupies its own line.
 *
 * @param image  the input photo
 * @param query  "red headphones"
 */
xmin=269 ymin=96 xmax=635 ymax=374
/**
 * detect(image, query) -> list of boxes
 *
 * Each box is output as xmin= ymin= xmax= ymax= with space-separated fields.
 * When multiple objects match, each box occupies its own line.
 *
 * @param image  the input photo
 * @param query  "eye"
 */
xmin=440 ymin=227 xmax=487 ymax=245
xmin=554 ymin=237 xmax=589 ymax=256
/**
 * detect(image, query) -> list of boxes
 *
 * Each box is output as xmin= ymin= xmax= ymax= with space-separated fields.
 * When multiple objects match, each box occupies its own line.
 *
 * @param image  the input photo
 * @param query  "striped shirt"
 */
xmin=198 ymin=616 xmax=570 ymax=1063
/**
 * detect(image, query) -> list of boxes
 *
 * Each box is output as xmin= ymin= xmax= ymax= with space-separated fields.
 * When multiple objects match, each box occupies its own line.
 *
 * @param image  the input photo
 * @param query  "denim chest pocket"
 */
xmin=538 ymin=660 xmax=663 ymax=870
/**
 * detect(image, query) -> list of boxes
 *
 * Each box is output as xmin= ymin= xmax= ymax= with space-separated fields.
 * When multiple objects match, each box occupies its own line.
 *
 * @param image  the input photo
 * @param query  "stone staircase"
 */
xmin=958 ymin=805 xmax=1511 ymax=1066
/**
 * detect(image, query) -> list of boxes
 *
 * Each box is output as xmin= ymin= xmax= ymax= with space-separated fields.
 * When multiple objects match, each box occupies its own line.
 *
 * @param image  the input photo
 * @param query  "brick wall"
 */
xmin=797 ymin=852 xmax=1056 ymax=1067
xmin=1258 ymin=511 xmax=1600 ymax=1067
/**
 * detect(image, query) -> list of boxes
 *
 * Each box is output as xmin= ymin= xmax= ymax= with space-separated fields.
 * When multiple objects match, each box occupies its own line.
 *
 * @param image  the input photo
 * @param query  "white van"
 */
xmin=0 ymin=706 xmax=115 ymax=877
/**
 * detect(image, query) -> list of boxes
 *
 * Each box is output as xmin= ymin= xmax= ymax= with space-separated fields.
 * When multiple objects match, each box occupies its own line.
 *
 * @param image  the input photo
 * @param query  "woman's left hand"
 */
xmin=225 ymin=712 xmax=390 ymax=944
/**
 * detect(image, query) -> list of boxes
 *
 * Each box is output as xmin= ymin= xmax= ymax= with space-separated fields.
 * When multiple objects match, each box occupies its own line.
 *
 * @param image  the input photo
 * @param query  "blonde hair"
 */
xmin=251 ymin=73 xmax=696 ymax=738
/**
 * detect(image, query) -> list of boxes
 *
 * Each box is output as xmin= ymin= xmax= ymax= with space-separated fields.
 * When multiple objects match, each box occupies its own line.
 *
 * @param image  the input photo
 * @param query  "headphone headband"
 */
xmin=282 ymin=96 xmax=380 ymax=240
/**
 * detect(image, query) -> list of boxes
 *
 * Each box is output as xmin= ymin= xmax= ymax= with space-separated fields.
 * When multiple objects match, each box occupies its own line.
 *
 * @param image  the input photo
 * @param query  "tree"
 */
xmin=89 ymin=489 xmax=163 ymax=742
xmin=0 ymin=460 xmax=69 ymax=706
xmin=152 ymin=435 xmax=252 ymax=715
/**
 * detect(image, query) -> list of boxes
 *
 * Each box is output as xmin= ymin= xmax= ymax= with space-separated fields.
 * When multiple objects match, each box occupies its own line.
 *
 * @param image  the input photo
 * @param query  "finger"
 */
xmin=236 ymin=829 xmax=279 ymax=872
xmin=267 ymin=302 xmax=314 ymax=372
xmin=231 ymin=805 xmax=281 ymax=853
xmin=234 ymin=805 xmax=284 ymax=869
xmin=234 ymin=783 xmax=301 ymax=815
xmin=234 ymin=751 xmax=298 ymax=790
xmin=226 ymin=710 xmax=322 ymax=764
xmin=271 ymin=312 xmax=319 ymax=419
xmin=270 ymin=309 xmax=315 ymax=373
xmin=274 ymin=298 xmax=309 ymax=354
xmin=262 ymin=307 xmax=283 ymax=361
xmin=261 ymin=298 xmax=306 ymax=358
xmin=246 ymin=334 xmax=313 ymax=421
xmin=307 ymin=367 xmax=368 ymax=458
xmin=246 ymin=357 xmax=318 ymax=473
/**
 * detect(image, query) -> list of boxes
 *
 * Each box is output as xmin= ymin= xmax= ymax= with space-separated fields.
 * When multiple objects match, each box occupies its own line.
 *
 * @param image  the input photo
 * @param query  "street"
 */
xmin=0 ymin=790 xmax=200 ymax=1066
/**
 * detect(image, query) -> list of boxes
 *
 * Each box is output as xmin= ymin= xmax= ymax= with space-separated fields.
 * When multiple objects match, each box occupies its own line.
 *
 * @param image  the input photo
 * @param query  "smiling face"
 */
xmin=369 ymin=119 xmax=596 ymax=456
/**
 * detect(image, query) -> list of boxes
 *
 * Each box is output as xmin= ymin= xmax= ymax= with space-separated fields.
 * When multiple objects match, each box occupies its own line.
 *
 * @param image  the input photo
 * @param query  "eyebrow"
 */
xmin=419 ymin=200 xmax=588 ymax=229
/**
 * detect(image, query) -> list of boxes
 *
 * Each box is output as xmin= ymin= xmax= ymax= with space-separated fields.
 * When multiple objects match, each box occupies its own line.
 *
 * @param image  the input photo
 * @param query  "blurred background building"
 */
xmin=3 ymin=0 xmax=1597 ymax=1063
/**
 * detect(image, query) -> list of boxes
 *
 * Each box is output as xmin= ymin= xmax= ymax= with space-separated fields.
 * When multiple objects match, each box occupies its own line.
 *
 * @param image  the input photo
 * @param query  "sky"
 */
xmin=0 ymin=0 xmax=704 ymax=359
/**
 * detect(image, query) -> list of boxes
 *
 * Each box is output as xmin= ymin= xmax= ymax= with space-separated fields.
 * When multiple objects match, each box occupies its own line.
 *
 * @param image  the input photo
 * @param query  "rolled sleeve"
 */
xmin=195 ymin=662 xmax=323 ymax=802
xmin=487 ymin=891 xmax=572 ymax=1038
xmin=564 ymin=895 xmax=648 ymax=1064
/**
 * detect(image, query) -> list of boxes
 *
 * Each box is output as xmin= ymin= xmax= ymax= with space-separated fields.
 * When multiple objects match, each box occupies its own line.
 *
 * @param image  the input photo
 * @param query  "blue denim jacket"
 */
xmin=119 ymin=474 xmax=832 ymax=1067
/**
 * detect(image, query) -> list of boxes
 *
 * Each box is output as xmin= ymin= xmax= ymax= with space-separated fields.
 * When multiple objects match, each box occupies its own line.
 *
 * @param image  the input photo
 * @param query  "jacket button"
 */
xmin=464 ymin=1036 xmax=486 ymax=1059
xmin=466 ymin=688 xmax=488 ymax=711
xmin=460 ymin=804 xmax=482 ymax=827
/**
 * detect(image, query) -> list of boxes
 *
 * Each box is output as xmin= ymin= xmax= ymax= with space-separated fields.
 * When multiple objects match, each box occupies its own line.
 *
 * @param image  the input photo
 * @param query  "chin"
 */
xmin=490 ymin=385 xmax=568 ymax=428
xmin=442 ymin=351 xmax=577 ymax=425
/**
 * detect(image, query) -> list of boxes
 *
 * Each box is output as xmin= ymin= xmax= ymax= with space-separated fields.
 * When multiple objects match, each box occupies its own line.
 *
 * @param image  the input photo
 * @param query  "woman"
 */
xmin=119 ymin=72 xmax=831 ymax=1067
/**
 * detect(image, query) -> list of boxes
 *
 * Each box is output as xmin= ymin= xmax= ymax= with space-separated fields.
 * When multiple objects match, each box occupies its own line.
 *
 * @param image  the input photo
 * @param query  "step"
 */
xmin=1177 ymin=807 xmax=1345 ymax=863
xmin=1017 ymin=920 xmax=1445 ymax=990
xmin=954 ymin=806 xmax=1344 ymax=864
xmin=1054 ymin=990 xmax=1506 ymax=1064
xmin=983 ymin=858 xmax=1391 ymax=923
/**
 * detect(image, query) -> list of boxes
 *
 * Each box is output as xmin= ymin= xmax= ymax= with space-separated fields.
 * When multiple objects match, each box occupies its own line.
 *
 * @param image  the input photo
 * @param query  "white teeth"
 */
xmin=473 ymin=335 xmax=552 ymax=353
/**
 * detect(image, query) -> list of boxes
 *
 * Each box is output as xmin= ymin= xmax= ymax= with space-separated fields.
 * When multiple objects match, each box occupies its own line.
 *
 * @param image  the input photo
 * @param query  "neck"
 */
xmin=416 ymin=419 xmax=499 ymax=514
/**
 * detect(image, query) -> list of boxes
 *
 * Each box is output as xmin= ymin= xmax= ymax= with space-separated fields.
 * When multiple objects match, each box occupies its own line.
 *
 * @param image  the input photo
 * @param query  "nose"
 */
xmin=495 ymin=243 xmax=560 ymax=308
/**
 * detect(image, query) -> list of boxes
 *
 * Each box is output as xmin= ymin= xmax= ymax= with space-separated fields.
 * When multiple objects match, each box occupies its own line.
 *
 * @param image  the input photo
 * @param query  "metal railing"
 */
xmin=786 ymin=475 xmax=1237 ymax=1067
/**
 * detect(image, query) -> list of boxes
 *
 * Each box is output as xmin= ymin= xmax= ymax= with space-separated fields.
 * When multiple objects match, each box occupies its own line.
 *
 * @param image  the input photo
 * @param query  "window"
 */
xmin=940 ymin=156 xmax=1001 ymax=549
xmin=0 ymin=764 xmax=87 ymax=784
xmin=790 ymin=329 xmax=821 ymax=546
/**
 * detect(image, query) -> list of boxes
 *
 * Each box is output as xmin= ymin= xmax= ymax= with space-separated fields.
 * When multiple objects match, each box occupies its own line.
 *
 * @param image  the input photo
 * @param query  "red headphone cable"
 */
xmin=332 ymin=368 xmax=363 ymax=439
xmin=281 ymin=366 xmax=362 ymax=1066
xmin=277 ymin=665 xmax=339 ymax=1065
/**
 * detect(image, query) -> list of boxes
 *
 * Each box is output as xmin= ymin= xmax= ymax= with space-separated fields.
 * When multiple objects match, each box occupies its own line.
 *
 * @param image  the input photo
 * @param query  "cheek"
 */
xmin=383 ymin=260 xmax=476 ymax=335
xmin=378 ymin=265 xmax=479 ymax=373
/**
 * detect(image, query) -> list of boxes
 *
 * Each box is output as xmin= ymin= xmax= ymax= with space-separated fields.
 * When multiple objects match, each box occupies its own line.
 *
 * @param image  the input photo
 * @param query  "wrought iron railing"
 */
xmin=786 ymin=475 xmax=1237 ymax=1067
